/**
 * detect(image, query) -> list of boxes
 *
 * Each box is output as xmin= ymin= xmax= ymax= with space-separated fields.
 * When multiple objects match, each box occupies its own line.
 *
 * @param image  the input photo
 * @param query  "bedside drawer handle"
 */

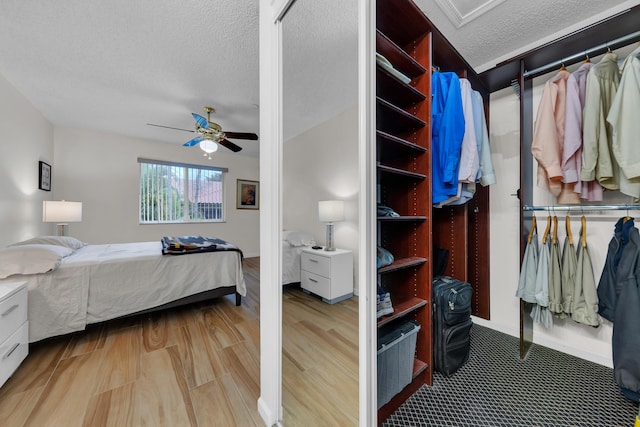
xmin=1 ymin=304 xmax=19 ymax=317
xmin=309 ymin=259 xmax=319 ymax=263
xmin=309 ymin=278 xmax=318 ymax=283
xmin=3 ymin=343 xmax=20 ymax=360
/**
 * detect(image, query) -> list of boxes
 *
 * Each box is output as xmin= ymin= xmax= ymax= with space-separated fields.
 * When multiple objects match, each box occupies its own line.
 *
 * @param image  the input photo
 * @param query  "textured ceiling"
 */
xmin=417 ymin=0 xmax=640 ymax=72
xmin=0 ymin=0 xmax=638 ymax=159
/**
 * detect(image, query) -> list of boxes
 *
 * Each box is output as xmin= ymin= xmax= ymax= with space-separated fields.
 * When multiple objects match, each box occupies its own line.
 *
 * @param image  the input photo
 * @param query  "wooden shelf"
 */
xmin=377 ymin=66 xmax=426 ymax=108
xmin=376 ymin=30 xmax=426 ymax=78
xmin=413 ymin=358 xmax=428 ymax=379
xmin=377 ymin=297 xmax=427 ymax=328
xmin=377 ymin=163 xmax=426 ymax=180
xmin=376 ymin=97 xmax=426 ymax=134
xmin=377 ymin=130 xmax=427 ymax=161
xmin=377 ymin=256 xmax=427 ymax=274
xmin=376 ymin=0 xmax=431 ymax=47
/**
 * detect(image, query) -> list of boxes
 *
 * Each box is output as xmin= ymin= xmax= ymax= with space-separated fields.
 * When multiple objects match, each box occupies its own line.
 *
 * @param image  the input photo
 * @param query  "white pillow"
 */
xmin=10 ymin=235 xmax=87 ymax=250
xmin=0 ymin=244 xmax=74 ymax=279
xmin=283 ymin=230 xmax=314 ymax=247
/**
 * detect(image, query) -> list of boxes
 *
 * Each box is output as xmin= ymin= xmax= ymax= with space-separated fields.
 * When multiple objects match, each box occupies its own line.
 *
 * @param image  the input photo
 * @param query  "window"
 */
xmin=138 ymin=158 xmax=228 ymax=224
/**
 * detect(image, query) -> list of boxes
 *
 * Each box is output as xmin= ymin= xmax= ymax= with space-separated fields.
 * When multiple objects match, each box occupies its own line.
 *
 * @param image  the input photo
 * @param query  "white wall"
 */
xmin=53 ymin=127 xmax=260 ymax=256
xmin=283 ymin=106 xmax=360 ymax=292
xmin=486 ymin=69 xmax=624 ymax=367
xmin=0 ymin=73 xmax=54 ymax=246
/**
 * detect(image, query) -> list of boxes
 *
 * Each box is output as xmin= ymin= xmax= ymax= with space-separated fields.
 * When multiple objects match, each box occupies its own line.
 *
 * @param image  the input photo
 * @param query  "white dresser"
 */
xmin=0 ymin=281 xmax=28 ymax=388
xmin=301 ymin=248 xmax=353 ymax=304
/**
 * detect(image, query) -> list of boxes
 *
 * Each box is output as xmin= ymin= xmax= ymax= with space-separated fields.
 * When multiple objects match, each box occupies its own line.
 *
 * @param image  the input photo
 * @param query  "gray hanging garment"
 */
xmin=516 ymin=218 xmax=538 ymax=303
xmin=531 ymin=217 xmax=553 ymax=328
xmin=548 ymin=216 xmax=564 ymax=315
xmin=561 ymin=216 xmax=577 ymax=316
xmin=571 ymin=217 xmax=600 ymax=327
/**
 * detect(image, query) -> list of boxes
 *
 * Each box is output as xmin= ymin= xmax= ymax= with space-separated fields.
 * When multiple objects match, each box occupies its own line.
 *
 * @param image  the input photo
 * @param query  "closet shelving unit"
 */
xmin=375 ymin=0 xmax=491 ymax=422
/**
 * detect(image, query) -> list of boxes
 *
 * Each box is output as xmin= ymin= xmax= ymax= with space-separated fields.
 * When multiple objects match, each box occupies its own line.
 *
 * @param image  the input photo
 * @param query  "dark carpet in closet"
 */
xmin=383 ymin=324 xmax=638 ymax=427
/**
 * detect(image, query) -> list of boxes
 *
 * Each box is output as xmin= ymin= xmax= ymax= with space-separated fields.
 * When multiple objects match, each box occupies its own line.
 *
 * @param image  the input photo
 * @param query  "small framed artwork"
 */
xmin=237 ymin=179 xmax=259 ymax=209
xmin=39 ymin=161 xmax=51 ymax=191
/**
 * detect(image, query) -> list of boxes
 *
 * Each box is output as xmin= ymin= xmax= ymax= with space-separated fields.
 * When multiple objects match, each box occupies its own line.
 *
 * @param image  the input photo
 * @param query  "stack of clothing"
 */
xmin=161 ymin=235 xmax=242 ymax=257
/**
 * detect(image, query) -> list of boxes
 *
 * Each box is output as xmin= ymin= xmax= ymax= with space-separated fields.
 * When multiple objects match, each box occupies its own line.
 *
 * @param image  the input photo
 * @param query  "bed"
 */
xmin=0 ymin=236 xmax=246 ymax=342
xmin=282 ymin=230 xmax=315 ymax=285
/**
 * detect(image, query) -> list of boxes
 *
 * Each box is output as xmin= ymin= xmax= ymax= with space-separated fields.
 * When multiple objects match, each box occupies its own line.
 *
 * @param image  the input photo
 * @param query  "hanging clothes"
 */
xmin=608 ymin=46 xmax=640 ymax=200
xmin=561 ymin=216 xmax=577 ymax=316
xmin=580 ymin=53 xmax=620 ymax=190
xmin=531 ymin=216 xmax=553 ymax=328
xmin=571 ymin=217 xmax=599 ymax=327
xmin=435 ymin=78 xmax=478 ymax=207
xmin=473 ymin=90 xmax=496 ymax=187
xmin=548 ymin=216 xmax=564 ymax=315
xmin=597 ymin=217 xmax=635 ymax=321
xmin=516 ymin=217 xmax=538 ymax=302
xmin=597 ymin=217 xmax=640 ymax=402
xmin=564 ymin=62 xmax=603 ymax=201
xmin=431 ymin=72 xmax=465 ymax=205
xmin=531 ymin=70 xmax=579 ymax=204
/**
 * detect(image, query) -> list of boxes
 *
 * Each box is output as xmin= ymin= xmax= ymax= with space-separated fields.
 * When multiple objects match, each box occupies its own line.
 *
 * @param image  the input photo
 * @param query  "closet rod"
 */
xmin=523 ymin=29 xmax=640 ymax=79
xmin=523 ymin=205 xmax=640 ymax=212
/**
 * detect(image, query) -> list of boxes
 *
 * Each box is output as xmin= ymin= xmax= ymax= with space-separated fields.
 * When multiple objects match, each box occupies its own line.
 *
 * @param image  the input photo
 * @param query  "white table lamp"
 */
xmin=318 ymin=200 xmax=345 ymax=251
xmin=43 ymin=200 xmax=83 ymax=236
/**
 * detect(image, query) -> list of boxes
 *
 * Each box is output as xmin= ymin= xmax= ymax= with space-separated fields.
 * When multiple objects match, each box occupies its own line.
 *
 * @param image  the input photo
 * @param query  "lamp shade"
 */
xmin=318 ymin=200 xmax=345 ymax=223
xmin=43 ymin=201 xmax=83 ymax=223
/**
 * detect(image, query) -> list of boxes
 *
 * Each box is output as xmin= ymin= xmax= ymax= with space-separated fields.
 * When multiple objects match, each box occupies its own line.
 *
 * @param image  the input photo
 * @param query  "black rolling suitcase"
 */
xmin=432 ymin=276 xmax=473 ymax=377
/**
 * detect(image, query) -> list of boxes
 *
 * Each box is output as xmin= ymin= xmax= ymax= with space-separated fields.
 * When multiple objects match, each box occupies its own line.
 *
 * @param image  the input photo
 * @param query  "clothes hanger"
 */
xmin=581 ymin=215 xmax=588 ymax=248
xmin=542 ymin=213 xmax=552 ymax=243
xmin=559 ymin=62 xmax=566 ymax=71
xmin=552 ymin=214 xmax=558 ymax=245
xmin=527 ymin=215 xmax=537 ymax=244
xmin=583 ymin=52 xmax=590 ymax=63
xmin=566 ymin=215 xmax=573 ymax=245
xmin=623 ymin=205 xmax=631 ymax=223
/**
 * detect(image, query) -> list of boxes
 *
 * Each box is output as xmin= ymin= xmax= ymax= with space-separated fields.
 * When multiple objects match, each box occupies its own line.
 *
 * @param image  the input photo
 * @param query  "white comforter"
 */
xmin=9 ymin=242 xmax=245 ymax=342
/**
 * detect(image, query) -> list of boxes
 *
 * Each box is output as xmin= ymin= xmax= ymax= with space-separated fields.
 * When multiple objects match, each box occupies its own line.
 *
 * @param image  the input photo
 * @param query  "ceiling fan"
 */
xmin=147 ymin=106 xmax=258 ymax=156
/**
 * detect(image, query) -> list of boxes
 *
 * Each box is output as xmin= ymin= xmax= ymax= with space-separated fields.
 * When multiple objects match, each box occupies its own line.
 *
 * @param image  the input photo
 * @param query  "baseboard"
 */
xmin=471 ymin=316 xmax=613 ymax=368
xmin=244 ymin=251 xmax=260 ymax=258
xmin=257 ymin=397 xmax=278 ymax=426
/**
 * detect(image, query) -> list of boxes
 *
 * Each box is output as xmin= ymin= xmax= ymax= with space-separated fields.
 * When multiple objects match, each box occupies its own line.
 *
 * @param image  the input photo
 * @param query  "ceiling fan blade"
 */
xmin=224 ymin=132 xmax=259 ymax=140
xmin=218 ymin=138 xmax=243 ymax=152
xmin=147 ymin=123 xmax=195 ymax=133
xmin=192 ymin=113 xmax=210 ymax=129
xmin=184 ymin=136 xmax=204 ymax=147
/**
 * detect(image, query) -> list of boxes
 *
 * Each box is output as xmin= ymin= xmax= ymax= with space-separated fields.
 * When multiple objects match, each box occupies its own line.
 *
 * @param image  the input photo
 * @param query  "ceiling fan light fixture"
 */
xmin=199 ymin=139 xmax=219 ymax=154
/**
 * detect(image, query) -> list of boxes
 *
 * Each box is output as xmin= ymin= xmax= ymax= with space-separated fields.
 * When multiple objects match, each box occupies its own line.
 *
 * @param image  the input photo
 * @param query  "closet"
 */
xmin=491 ymin=6 xmax=640 ymax=358
xmin=375 ymin=0 xmax=491 ymax=422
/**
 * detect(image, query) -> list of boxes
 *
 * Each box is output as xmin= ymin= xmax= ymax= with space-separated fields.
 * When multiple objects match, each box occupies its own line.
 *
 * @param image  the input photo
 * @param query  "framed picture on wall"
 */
xmin=39 ymin=161 xmax=51 ymax=191
xmin=236 ymin=179 xmax=259 ymax=209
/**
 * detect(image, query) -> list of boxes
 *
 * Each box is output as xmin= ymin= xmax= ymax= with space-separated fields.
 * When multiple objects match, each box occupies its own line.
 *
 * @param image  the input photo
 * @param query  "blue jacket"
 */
xmin=431 ymin=72 xmax=465 ymax=204
xmin=597 ymin=217 xmax=640 ymax=402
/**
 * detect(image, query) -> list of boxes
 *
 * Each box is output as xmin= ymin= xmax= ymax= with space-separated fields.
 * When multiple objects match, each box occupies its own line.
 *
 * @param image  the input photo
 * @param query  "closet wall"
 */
xmin=375 ymin=0 xmax=490 ymax=422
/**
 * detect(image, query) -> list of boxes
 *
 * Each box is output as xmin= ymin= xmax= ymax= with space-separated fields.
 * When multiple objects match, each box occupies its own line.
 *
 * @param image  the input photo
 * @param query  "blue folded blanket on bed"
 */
xmin=161 ymin=235 xmax=243 ymax=258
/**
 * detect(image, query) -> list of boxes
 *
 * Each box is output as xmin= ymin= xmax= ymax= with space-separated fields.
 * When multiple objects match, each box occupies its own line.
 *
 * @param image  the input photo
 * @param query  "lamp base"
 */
xmin=324 ymin=223 xmax=335 ymax=251
xmin=57 ymin=224 xmax=68 ymax=236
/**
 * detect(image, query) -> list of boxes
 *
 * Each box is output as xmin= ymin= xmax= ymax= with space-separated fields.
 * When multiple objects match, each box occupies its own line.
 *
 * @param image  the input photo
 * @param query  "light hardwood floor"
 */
xmin=0 ymin=257 xmax=359 ymax=427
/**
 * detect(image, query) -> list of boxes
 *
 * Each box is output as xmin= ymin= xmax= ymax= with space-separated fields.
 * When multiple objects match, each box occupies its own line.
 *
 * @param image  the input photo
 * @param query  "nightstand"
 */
xmin=301 ymin=247 xmax=353 ymax=304
xmin=0 ymin=281 xmax=28 ymax=388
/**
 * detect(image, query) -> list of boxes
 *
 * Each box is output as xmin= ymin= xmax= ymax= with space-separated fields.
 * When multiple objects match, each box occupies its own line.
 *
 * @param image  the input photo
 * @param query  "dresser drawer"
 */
xmin=0 ymin=287 xmax=27 ymax=345
xmin=301 ymin=252 xmax=331 ymax=277
xmin=0 ymin=321 xmax=29 ymax=387
xmin=301 ymin=271 xmax=331 ymax=299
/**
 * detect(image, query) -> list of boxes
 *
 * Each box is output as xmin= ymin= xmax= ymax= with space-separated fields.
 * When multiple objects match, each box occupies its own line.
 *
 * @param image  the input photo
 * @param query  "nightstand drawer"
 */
xmin=301 ymin=252 xmax=331 ymax=277
xmin=301 ymin=271 xmax=330 ymax=298
xmin=0 ymin=321 xmax=29 ymax=387
xmin=0 ymin=287 xmax=27 ymax=345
